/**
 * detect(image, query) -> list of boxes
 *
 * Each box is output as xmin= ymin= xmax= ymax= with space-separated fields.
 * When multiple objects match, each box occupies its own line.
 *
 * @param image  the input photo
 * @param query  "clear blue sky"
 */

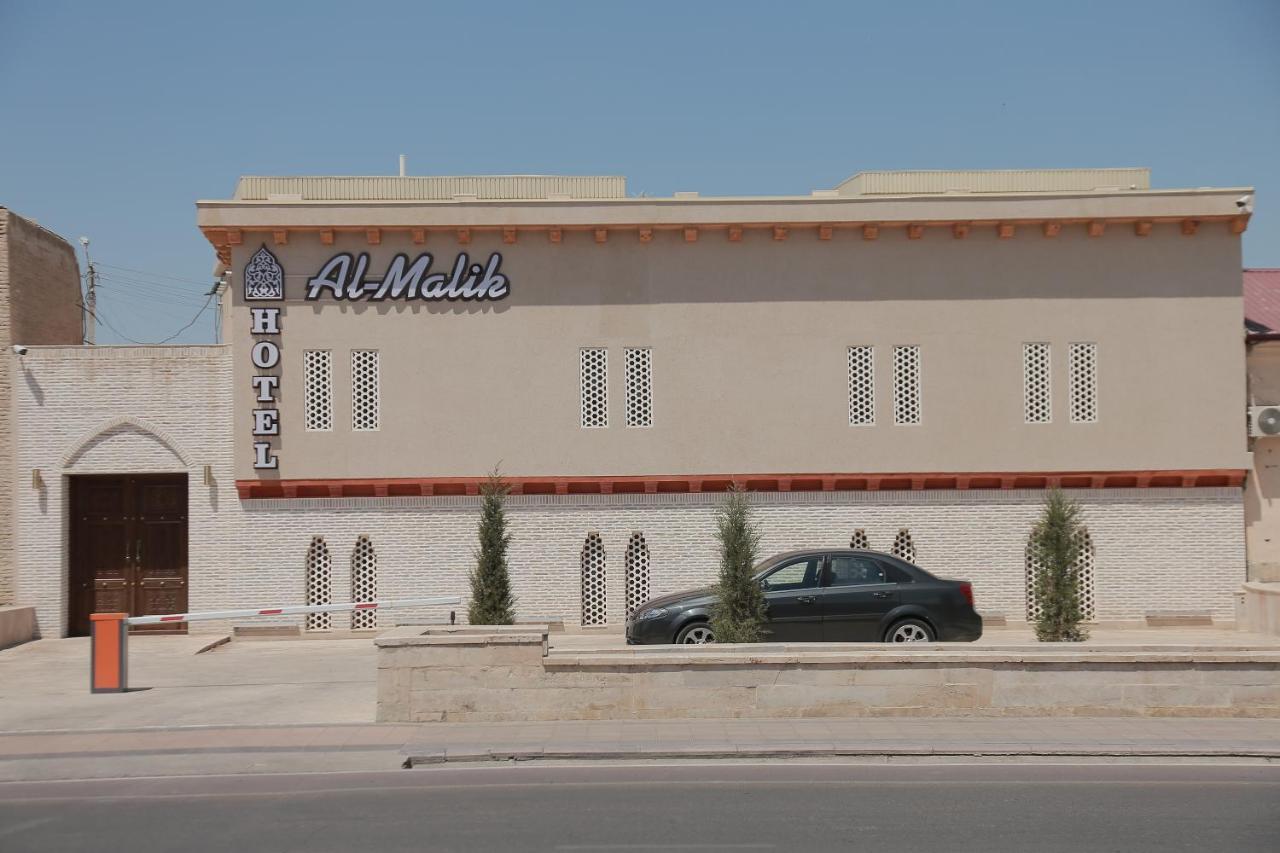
xmin=2 ymin=0 xmax=1277 ymax=344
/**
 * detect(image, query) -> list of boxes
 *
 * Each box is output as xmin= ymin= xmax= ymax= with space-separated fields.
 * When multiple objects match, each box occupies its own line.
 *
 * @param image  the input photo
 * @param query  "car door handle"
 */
xmin=872 ymin=591 xmax=891 ymax=599
xmin=797 ymin=596 xmax=816 ymax=604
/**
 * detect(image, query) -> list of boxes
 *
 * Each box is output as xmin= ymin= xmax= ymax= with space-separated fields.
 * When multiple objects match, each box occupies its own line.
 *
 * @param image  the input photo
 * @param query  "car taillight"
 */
xmin=959 ymin=582 xmax=974 ymax=607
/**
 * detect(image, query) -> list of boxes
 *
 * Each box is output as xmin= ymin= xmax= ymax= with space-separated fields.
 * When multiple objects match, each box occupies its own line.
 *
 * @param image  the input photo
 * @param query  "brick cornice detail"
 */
xmin=235 ymin=469 xmax=1247 ymax=500
xmin=201 ymin=214 xmax=1250 ymax=261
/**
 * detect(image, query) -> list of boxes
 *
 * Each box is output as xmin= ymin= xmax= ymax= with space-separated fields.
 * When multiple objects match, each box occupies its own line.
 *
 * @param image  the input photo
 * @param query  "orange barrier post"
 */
xmin=90 ymin=612 xmax=128 ymax=693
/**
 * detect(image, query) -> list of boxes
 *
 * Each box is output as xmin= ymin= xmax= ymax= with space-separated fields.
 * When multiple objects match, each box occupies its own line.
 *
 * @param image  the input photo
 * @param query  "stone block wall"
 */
xmin=377 ymin=628 xmax=1280 ymax=721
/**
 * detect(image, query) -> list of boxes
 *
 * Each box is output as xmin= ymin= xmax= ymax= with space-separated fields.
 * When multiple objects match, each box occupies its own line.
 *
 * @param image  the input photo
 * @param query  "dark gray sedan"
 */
xmin=625 ymin=549 xmax=982 ymax=645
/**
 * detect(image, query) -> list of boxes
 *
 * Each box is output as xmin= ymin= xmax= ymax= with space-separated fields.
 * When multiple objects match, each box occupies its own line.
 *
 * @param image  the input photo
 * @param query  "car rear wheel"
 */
xmin=885 ymin=618 xmax=935 ymax=643
xmin=675 ymin=622 xmax=715 ymax=644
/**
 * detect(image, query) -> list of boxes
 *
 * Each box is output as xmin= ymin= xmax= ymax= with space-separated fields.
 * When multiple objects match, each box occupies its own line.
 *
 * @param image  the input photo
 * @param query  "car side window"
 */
xmin=827 ymin=556 xmax=887 ymax=587
xmin=882 ymin=563 xmax=914 ymax=584
xmin=761 ymin=557 xmax=819 ymax=591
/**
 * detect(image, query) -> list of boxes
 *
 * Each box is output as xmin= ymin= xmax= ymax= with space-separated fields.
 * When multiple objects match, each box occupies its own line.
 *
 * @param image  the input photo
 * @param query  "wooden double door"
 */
xmin=70 ymin=475 xmax=188 ymax=636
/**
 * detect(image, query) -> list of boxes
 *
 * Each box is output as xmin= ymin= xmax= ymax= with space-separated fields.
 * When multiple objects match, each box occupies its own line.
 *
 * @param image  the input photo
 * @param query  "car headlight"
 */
xmin=637 ymin=607 xmax=668 ymax=621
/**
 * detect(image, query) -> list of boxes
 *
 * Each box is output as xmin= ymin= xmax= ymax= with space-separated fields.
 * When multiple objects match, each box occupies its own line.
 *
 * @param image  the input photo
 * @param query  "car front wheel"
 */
xmin=675 ymin=622 xmax=715 ymax=644
xmin=885 ymin=618 xmax=935 ymax=643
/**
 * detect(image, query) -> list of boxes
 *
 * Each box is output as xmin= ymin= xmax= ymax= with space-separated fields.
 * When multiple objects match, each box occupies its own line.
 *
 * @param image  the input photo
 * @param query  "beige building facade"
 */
xmin=5 ymin=169 xmax=1261 ymax=637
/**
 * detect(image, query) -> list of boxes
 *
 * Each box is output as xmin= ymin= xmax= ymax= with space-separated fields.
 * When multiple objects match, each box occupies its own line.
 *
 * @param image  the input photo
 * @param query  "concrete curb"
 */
xmin=400 ymin=745 xmax=1280 ymax=767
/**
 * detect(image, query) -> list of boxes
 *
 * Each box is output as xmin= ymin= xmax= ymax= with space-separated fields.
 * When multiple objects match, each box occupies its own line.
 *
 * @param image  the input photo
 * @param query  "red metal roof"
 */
xmin=1244 ymin=269 xmax=1280 ymax=332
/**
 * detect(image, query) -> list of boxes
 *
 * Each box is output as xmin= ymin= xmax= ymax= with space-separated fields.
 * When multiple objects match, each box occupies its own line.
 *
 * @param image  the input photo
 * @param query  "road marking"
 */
xmin=0 ymin=776 xmax=1275 ymax=804
xmin=558 ymin=840 xmax=768 ymax=845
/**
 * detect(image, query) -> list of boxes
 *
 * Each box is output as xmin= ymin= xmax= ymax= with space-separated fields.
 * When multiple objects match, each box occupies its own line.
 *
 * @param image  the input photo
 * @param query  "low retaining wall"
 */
xmin=376 ymin=626 xmax=1280 ymax=721
xmin=1241 ymin=582 xmax=1280 ymax=636
xmin=0 ymin=605 xmax=38 ymax=650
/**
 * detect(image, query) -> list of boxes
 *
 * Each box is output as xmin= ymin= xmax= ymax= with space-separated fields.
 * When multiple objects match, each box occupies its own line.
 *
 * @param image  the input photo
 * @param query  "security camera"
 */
xmin=11 ymin=344 xmax=28 ymax=356
xmin=1236 ymin=195 xmax=1253 ymax=213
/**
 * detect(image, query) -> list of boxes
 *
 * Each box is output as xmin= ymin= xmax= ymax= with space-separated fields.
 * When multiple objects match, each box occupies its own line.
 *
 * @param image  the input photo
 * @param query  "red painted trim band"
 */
xmin=235 ymin=469 xmax=1247 ymax=500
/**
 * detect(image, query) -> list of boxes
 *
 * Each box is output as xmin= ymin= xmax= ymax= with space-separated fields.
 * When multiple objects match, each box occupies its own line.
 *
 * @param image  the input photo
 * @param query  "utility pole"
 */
xmin=78 ymin=236 xmax=96 ymax=345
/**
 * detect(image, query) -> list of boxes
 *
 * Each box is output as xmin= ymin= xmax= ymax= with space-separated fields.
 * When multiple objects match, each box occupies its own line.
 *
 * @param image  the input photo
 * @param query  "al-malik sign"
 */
xmin=306 ymin=252 xmax=510 ymax=302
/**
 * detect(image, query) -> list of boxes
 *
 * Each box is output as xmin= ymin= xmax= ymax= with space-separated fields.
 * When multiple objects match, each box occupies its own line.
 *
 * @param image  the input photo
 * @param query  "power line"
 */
xmin=94 ymin=261 xmax=213 ymax=288
xmin=95 ymin=271 xmax=210 ymax=301
xmin=96 ymin=280 xmax=211 ymax=310
xmin=148 ymin=293 xmax=216 ymax=344
xmin=83 ymin=304 xmax=147 ymax=345
xmin=83 ymin=292 xmax=216 ymax=345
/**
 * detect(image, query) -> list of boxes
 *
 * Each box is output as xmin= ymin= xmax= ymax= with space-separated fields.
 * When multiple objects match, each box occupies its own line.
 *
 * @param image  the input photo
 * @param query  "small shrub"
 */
xmin=1028 ymin=488 xmax=1089 ymax=642
xmin=467 ymin=469 xmax=516 ymax=625
xmin=709 ymin=486 xmax=768 ymax=643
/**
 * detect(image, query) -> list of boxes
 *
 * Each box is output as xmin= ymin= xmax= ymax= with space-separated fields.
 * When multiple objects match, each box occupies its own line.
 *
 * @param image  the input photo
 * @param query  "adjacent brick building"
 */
xmin=0 ymin=208 xmax=83 ymax=607
xmin=1243 ymin=268 xmax=1280 ymax=581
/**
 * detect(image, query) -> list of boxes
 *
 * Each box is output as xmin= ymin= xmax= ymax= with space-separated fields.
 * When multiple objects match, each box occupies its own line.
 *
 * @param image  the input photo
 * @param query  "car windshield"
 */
xmin=753 ymin=555 xmax=814 ymax=580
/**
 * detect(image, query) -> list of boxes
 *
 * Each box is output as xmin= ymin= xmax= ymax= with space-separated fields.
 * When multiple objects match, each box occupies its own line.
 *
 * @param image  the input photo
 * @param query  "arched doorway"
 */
xmin=69 ymin=474 xmax=188 ymax=635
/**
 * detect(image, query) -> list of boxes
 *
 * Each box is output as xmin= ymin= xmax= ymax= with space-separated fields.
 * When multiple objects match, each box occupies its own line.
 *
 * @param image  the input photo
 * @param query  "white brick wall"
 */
xmin=13 ymin=346 xmax=1248 ymax=637
xmin=14 ymin=346 xmax=235 ymax=638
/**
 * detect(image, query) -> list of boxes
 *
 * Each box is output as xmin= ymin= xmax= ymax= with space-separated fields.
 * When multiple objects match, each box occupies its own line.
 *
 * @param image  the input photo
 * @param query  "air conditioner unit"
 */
xmin=1249 ymin=406 xmax=1280 ymax=437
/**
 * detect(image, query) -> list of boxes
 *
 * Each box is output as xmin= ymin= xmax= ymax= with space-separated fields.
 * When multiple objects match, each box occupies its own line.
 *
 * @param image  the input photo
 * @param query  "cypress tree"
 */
xmin=467 ymin=469 xmax=516 ymax=625
xmin=710 ymin=486 xmax=768 ymax=643
xmin=1028 ymin=488 xmax=1089 ymax=642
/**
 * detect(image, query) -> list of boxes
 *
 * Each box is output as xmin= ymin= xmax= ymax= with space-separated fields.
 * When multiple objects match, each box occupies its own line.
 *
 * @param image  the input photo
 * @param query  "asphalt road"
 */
xmin=0 ymin=762 xmax=1277 ymax=852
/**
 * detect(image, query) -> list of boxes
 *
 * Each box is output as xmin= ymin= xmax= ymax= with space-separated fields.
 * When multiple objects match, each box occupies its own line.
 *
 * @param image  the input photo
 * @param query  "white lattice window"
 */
xmin=847 ymin=346 xmax=875 ymax=426
xmin=580 ymin=348 xmax=608 ymax=428
xmin=303 ymin=350 xmax=333 ymax=431
xmin=1025 ymin=528 xmax=1097 ymax=622
xmin=624 ymin=532 xmax=651 ymax=616
xmin=581 ymin=532 xmax=607 ymax=626
xmin=1069 ymin=343 xmax=1097 ymax=423
xmin=1023 ymin=343 xmax=1052 ymax=424
xmin=352 ymin=350 xmax=380 ymax=431
xmin=891 ymin=529 xmax=916 ymax=563
xmin=305 ymin=537 xmax=332 ymax=631
xmin=850 ymin=529 xmax=869 ymax=550
xmin=351 ymin=535 xmax=378 ymax=630
xmin=625 ymin=348 xmax=653 ymax=428
xmin=892 ymin=346 xmax=921 ymax=425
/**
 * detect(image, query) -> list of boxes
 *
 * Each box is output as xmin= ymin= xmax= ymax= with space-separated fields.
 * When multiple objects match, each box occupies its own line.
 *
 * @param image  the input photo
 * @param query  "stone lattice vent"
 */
xmin=351 ymin=350 xmax=380 ymax=431
xmin=892 ymin=346 xmax=921 ymax=425
xmin=305 ymin=536 xmax=332 ymax=631
xmin=580 ymin=348 xmax=608 ymax=428
xmin=624 ymin=532 xmax=651 ymax=616
xmin=624 ymin=348 xmax=653 ymax=428
xmin=351 ymin=535 xmax=379 ymax=629
xmin=303 ymin=350 xmax=333 ymax=431
xmin=581 ymin=532 xmax=608 ymax=625
xmin=847 ymin=346 xmax=875 ymax=426
xmin=1069 ymin=342 xmax=1098 ymax=424
xmin=891 ymin=528 xmax=916 ymax=563
xmin=1023 ymin=342 xmax=1051 ymax=424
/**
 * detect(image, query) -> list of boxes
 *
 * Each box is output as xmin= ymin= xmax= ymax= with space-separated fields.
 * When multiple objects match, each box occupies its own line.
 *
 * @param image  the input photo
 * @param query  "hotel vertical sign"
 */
xmin=244 ymin=245 xmax=283 ymax=470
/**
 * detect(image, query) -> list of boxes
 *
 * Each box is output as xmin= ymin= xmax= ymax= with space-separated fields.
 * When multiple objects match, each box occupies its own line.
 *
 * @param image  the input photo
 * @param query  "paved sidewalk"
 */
xmin=0 ymin=717 xmax=1276 ymax=782
xmin=0 ymin=636 xmax=376 ymax=731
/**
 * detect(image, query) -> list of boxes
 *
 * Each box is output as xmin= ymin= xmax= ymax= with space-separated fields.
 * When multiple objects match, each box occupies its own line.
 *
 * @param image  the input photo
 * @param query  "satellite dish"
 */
xmin=1259 ymin=407 xmax=1280 ymax=436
